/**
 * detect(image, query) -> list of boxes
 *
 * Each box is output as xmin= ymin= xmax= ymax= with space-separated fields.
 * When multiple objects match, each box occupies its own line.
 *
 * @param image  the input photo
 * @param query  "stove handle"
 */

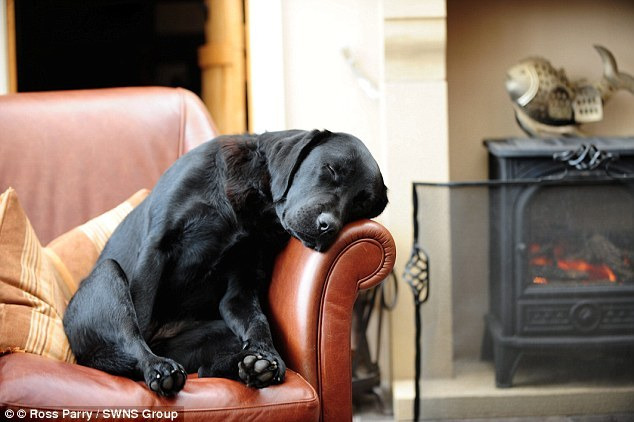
xmin=552 ymin=143 xmax=617 ymax=171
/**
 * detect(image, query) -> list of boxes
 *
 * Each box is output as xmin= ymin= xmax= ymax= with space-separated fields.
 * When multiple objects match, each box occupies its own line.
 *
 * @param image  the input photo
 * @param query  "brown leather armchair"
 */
xmin=0 ymin=87 xmax=395 ymax=421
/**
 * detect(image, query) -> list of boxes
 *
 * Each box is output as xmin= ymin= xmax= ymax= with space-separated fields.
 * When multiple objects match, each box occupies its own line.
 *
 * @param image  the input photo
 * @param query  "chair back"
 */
xmin=0 ymin=87 xmax=217 ymax=243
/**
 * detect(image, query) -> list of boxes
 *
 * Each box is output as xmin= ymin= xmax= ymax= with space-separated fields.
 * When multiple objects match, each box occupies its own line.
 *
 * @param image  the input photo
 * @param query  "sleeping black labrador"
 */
xmin=63 ymin=129 xmax=388 ymax=396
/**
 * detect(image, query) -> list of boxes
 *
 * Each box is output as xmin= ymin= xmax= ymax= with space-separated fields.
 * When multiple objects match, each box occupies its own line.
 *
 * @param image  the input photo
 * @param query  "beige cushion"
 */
xmin=46 ymin=188 xmax=149 ymax=292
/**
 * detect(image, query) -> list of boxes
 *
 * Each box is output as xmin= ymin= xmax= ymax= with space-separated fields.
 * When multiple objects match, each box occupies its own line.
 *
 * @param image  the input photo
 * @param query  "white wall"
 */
xmin=247 ymin=0 xmax=286 ymax=133
xmin=278 ymin=0 xmax=384 ymax=161
xmin=248 ymin=0 xmax=386 ymax=191
xmin=0 ymin=0 xmax=8 ymax=94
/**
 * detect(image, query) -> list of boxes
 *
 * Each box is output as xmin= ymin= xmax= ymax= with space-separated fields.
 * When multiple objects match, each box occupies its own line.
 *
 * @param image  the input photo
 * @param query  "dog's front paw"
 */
xmin=238 ymin=347 xmax=286 ymax=388
xmin=143 ymin=357 xmax=187 ymax=396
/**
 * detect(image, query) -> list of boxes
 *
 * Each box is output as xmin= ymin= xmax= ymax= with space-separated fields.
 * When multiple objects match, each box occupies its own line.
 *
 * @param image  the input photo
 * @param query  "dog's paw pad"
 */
xmin=144 ymin=358 xmax=187 ymax=396
xmin=238 ymin=352 xmax=285 ymax=388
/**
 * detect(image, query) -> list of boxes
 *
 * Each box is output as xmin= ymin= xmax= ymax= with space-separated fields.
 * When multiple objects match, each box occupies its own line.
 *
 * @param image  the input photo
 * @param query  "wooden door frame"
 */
xmin=5 ymin=0 xmax=16 ymax=92
xmin=198 ymin=0 xmax=247 ymax=135
xmin=199 ymin=0 xmax=287 ymax=134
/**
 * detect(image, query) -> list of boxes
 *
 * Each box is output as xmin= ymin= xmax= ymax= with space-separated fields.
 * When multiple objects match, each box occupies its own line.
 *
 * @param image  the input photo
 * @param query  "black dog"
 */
xmin=63 ymin=129 xmax=388 ymax=396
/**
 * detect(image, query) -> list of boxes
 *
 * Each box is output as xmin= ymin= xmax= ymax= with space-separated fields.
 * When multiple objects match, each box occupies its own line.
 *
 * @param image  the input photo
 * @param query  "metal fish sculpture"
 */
xmin=505 ymin=45 xmax=634 ymax=137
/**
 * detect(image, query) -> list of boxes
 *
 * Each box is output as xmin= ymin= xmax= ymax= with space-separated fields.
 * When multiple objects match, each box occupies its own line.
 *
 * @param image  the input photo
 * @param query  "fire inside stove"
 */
xmin=529 ymin=235 xmax=634 ymax=287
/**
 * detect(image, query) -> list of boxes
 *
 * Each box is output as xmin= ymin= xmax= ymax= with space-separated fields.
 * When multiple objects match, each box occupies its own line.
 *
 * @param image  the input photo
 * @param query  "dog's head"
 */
xmin=262 ymin=129 xmax=388 ymax=252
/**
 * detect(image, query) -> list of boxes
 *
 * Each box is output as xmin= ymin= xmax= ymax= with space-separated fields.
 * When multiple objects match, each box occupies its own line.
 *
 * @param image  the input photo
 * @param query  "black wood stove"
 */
xmin=482 ymin=138 xmax=634 ymax=387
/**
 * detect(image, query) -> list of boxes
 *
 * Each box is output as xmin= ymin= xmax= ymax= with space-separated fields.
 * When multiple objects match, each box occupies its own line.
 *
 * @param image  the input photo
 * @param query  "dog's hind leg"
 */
xmin=63 ymin=259 xmax=187 ymax=396
xmin=150 ymin=320 xmax=281 ymax=388
xmin=150 ymin=320 xmax=240 ymax=376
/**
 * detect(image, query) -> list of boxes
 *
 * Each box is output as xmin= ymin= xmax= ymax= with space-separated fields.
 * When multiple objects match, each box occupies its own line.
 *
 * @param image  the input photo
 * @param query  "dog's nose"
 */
xmin=317 ymin=212 xmax=339 ymax=234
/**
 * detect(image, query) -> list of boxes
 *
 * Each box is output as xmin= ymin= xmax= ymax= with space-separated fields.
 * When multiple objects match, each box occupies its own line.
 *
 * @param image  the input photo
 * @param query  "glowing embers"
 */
xmin=528 ymin=236 xmax=633 ymax=286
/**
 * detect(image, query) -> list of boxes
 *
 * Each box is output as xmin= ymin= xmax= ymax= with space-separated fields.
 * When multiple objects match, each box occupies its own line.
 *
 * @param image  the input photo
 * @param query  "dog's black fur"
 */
xmin=63 ymin=129 xmax=388 ymax=396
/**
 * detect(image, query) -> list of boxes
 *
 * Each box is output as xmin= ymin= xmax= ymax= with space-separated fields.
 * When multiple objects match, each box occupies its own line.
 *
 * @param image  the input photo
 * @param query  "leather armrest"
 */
xmin=267 ymin=219 xmax=396 ymax=422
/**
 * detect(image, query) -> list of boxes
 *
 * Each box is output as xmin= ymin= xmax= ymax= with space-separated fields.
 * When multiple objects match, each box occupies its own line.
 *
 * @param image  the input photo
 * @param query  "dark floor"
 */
xmin=353 ymin=386 xmax=393 ymax=421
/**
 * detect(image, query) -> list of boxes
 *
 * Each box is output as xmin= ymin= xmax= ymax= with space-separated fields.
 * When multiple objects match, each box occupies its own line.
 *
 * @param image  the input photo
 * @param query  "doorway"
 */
xmin=13 ymin=0 xmax=206 ymax=96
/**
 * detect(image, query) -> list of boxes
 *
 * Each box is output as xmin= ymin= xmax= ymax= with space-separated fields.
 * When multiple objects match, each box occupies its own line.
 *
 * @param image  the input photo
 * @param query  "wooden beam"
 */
xmin=7 ymin=0 xmax=16 ymax=92
xmin=199 ymin=0 xmax=247 ymax=135
xmin=244 ymin=0 xmax=252 ymax=132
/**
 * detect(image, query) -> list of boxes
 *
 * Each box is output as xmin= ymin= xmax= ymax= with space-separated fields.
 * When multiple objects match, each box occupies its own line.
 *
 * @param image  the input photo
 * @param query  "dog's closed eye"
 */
xmin=323 ymin=164 xmax=340 ymax=184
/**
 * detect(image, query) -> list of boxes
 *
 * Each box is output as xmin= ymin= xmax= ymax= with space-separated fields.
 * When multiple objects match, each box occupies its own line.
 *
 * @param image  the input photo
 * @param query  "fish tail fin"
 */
xmin=595 ymin=44 xmax=634 ymax=94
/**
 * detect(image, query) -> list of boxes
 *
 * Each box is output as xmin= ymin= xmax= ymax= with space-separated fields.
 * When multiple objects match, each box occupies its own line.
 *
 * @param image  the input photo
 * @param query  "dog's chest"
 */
xmin=156 ymin=211 xmax=287 ymax=309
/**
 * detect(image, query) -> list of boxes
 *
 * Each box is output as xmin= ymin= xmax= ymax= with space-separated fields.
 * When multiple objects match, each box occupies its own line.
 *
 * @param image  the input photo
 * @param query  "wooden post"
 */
xmin=199 ymin=0 xmax=247 ymax=135
xmin=7 ymin=0 xmax=17 ymax=92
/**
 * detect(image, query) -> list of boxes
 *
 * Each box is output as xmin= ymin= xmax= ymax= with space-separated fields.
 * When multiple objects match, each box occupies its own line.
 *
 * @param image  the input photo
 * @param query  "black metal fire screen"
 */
xmin=405 ymin=169 xmax=634 ymax=419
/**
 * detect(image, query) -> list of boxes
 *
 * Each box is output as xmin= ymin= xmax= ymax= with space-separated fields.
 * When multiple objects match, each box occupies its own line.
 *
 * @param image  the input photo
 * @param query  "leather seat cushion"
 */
xmin=0 ymin=353 xmax=320 ymax=422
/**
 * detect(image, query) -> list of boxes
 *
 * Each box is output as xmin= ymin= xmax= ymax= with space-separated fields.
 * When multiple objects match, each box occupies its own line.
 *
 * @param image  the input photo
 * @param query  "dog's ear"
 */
xmin=263 ymin=129 xmax=330 ymax=202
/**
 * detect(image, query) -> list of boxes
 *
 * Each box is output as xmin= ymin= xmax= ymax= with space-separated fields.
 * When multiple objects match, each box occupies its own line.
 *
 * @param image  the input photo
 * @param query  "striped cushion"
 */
xmin=0 ymin=187 xmax=149 ymax=363
xmin=46 ymin=189 xmax=149 ymax=294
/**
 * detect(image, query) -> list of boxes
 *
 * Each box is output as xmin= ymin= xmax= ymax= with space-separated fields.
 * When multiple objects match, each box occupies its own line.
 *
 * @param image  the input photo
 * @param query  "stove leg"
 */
xmin=493 ymin=344 xmax=522 ymax=388
xmin=481 ymin=325 xmax=493 ymax=361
